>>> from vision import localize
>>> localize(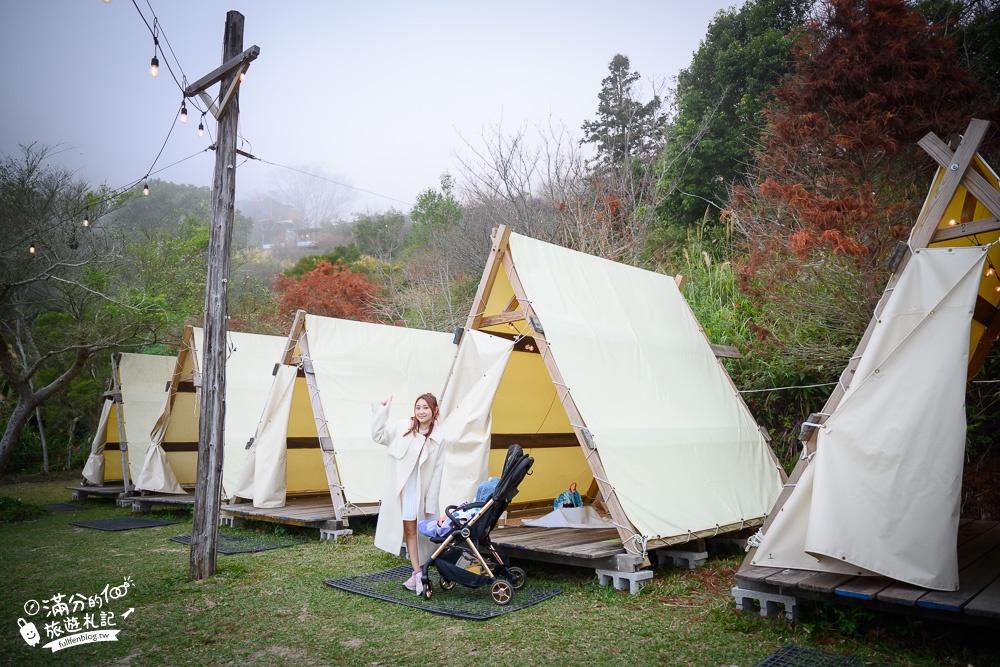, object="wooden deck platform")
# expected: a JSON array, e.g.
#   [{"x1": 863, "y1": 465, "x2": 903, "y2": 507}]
[
  {"x1": 220, "y1": 496, "x2": 380, "y2": 537},
  {"x1": 66, "y1": 484, "x2": 127, "y2": 501},
  {"x1": 735, "y1": 519, "x2": 1000, "y2": 626},
  {"x1": 130, "y1": 493, "x2": 195, "y2": 513},
  {"x1": 489, "y1": 525, "x2": 639, "y2": 570}
]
